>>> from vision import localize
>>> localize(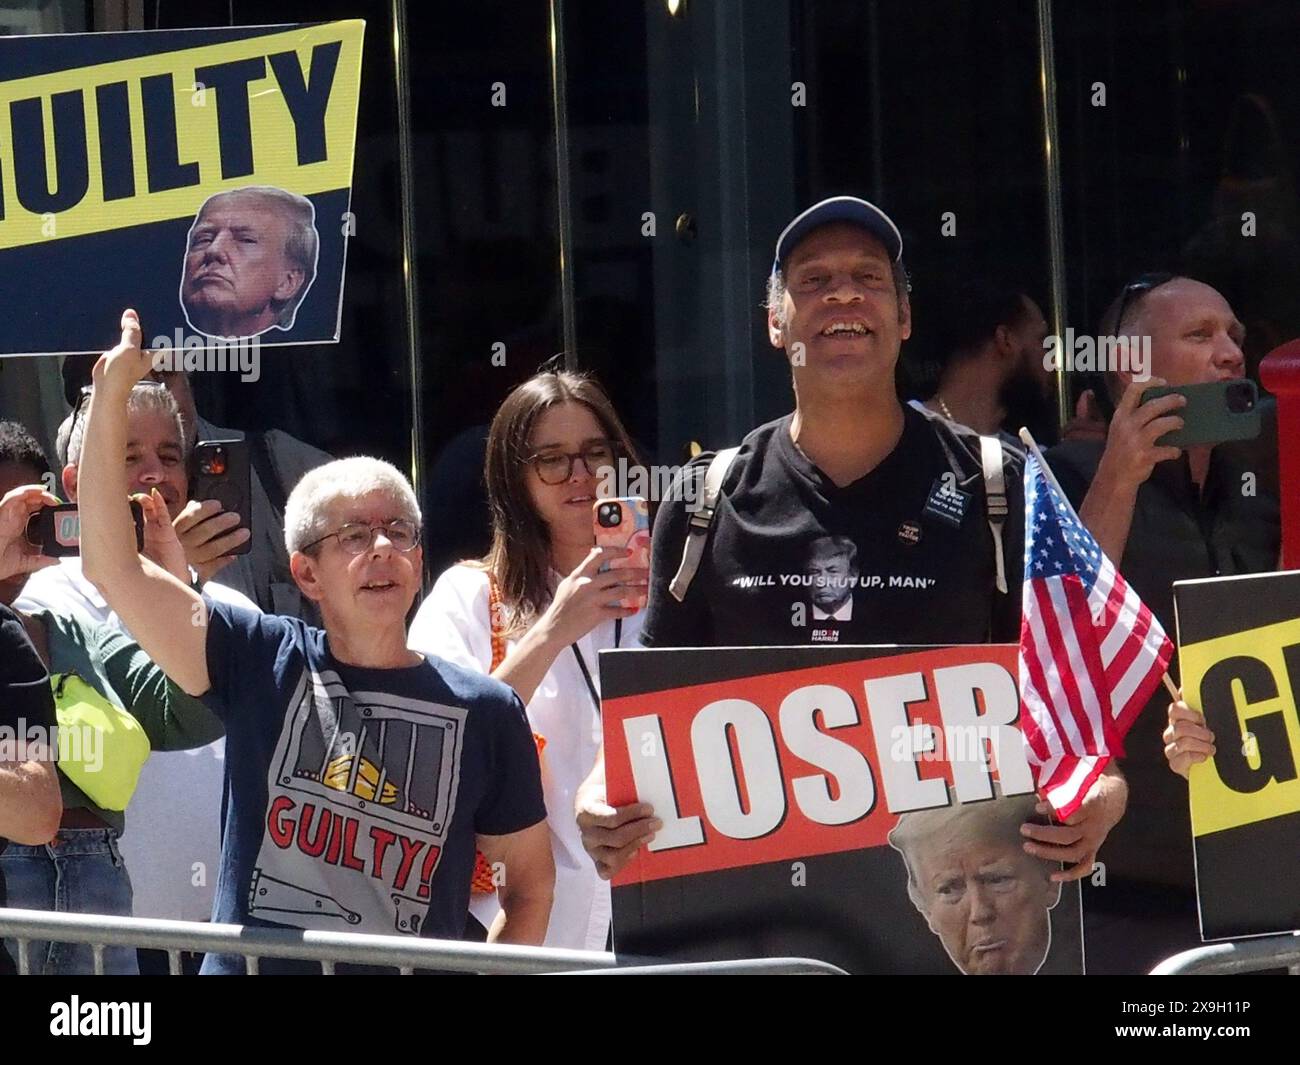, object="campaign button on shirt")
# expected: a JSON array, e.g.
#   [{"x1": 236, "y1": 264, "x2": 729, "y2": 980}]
[{"x1": 641, "y1": 405, "x2": 1025, "y2": 649}]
